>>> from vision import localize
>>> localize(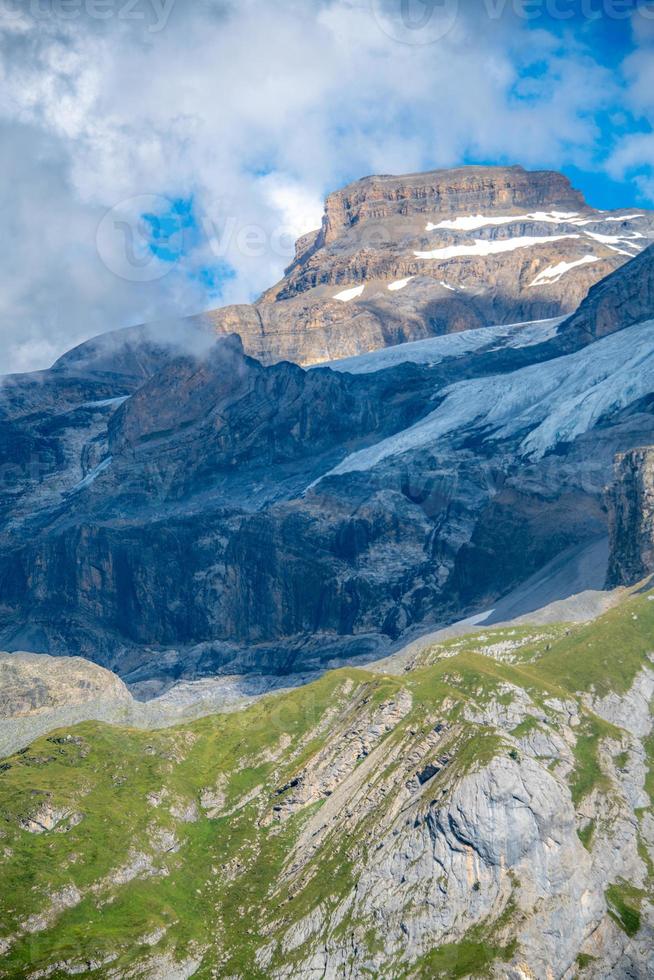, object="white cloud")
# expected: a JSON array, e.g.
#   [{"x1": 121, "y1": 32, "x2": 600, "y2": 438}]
[
  {"x1": 0, "y1": 0, "x2": 646, "y2": 373},
  {"x1": 605, "y1": 10, "x2": 654, "y2": 199},
  {"x1": 261, "y1": 178, "x2": 323, "y2": 237}
]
